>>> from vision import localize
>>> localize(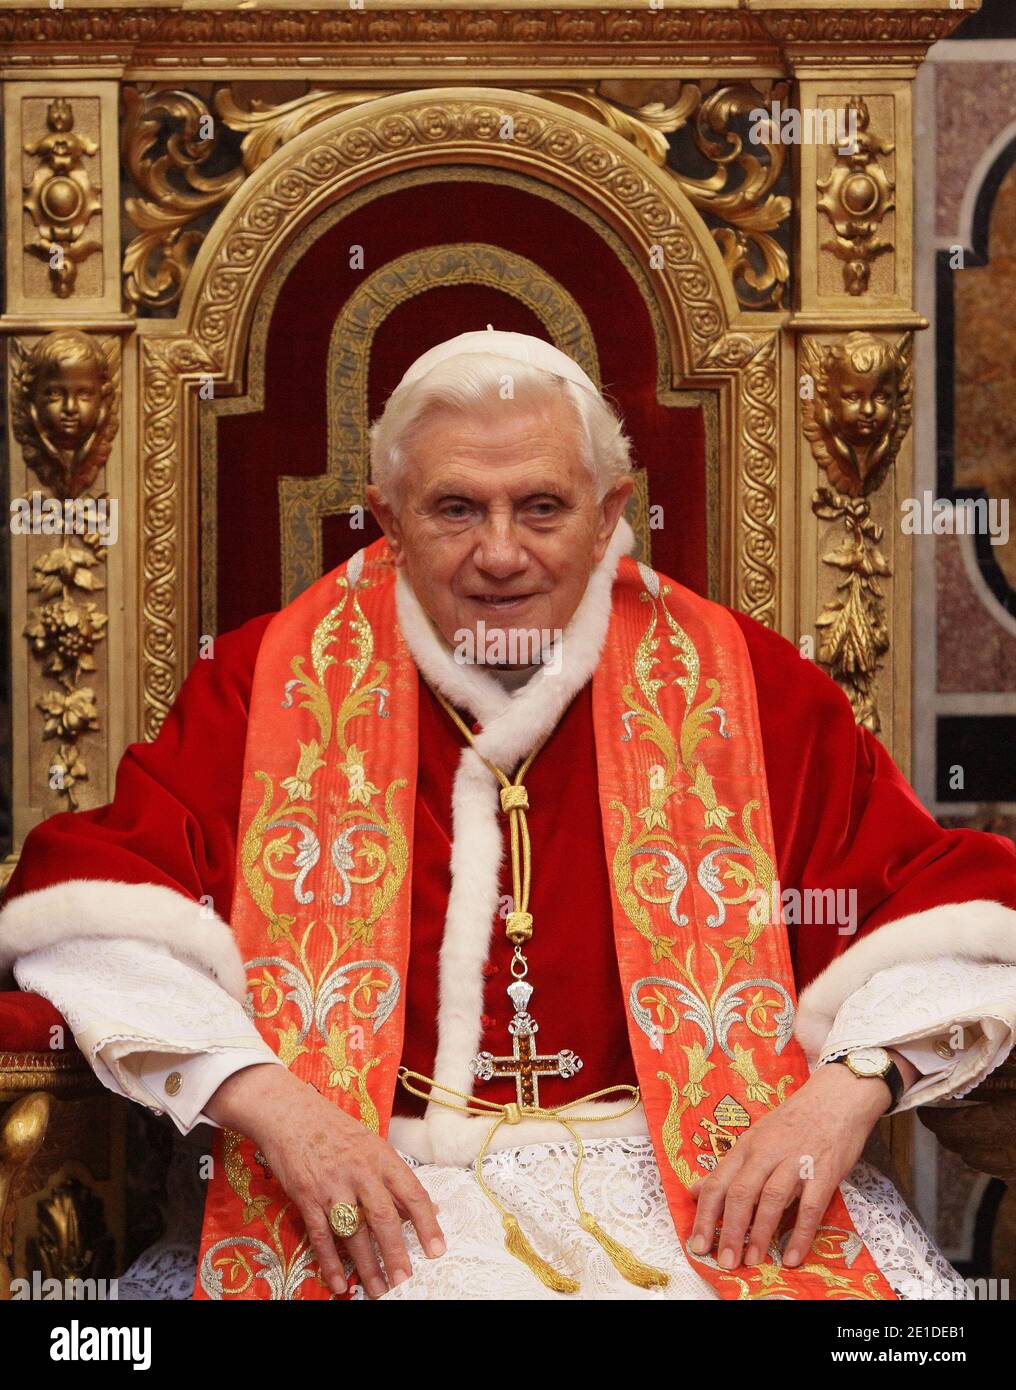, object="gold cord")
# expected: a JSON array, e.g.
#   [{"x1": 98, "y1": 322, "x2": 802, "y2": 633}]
[
  {"x1": 398, "y1": 1069, "x2": 667, "y2": 1291},
  {"x1": 427, "y1": 683, "x2": 546, "y2": 941},
  {"x1": 403, "y1": 682, "x2": 670, "y2": 1293}
]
